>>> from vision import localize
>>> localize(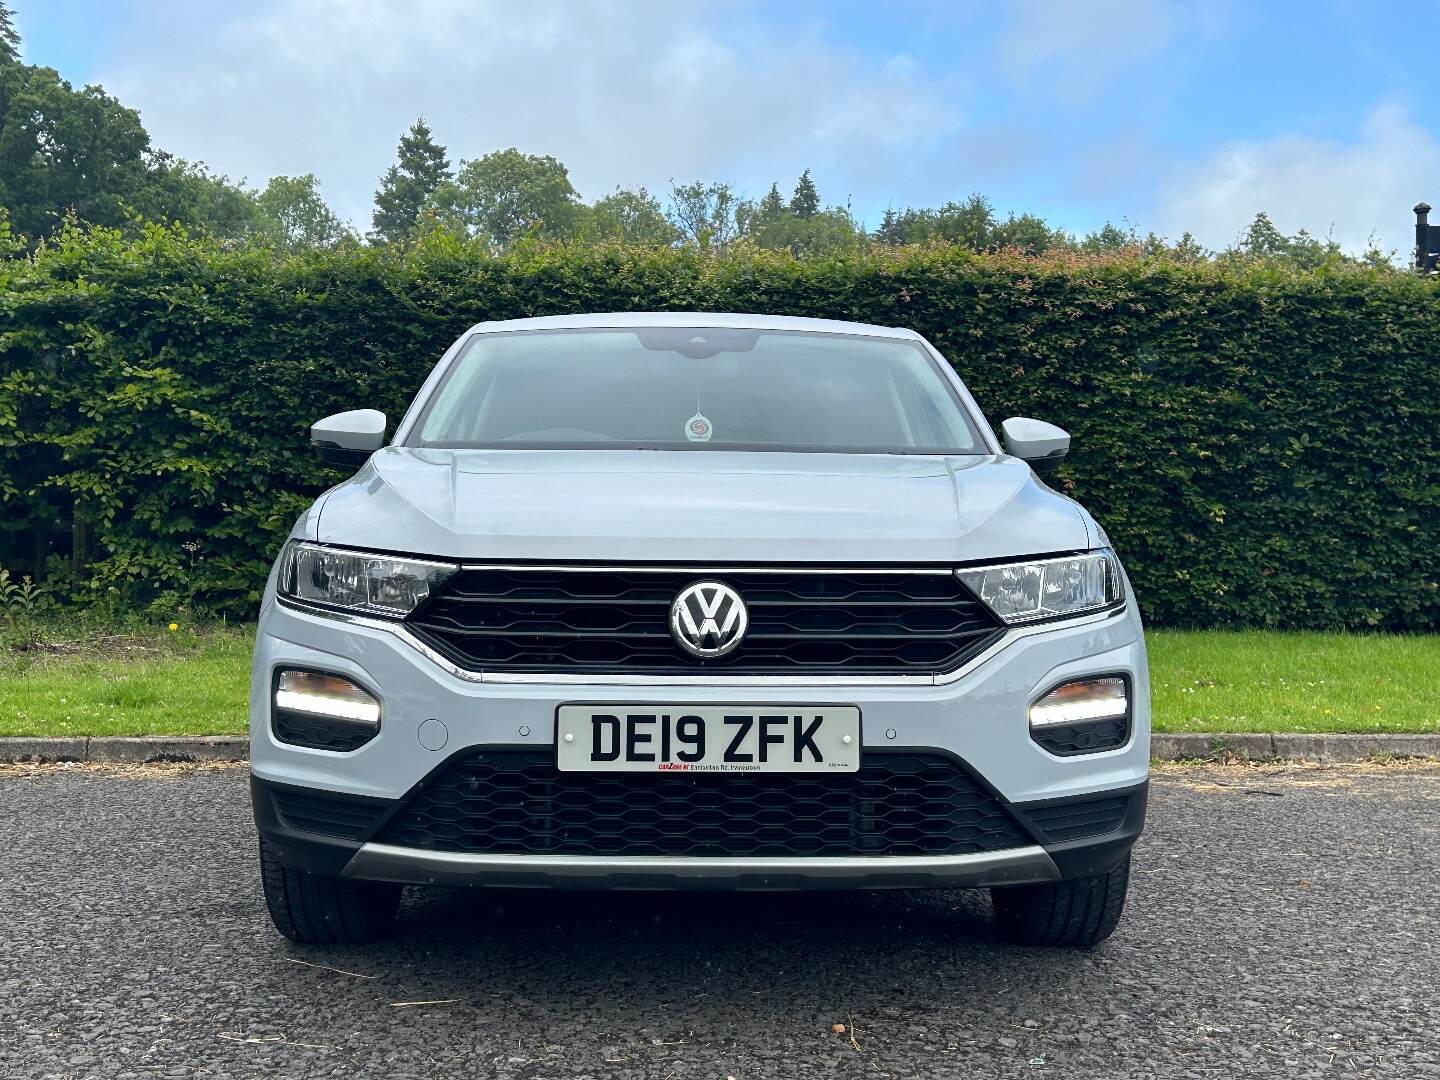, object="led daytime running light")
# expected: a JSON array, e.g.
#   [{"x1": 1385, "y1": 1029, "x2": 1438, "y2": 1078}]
[
  {"x1": 274, "y1": 670, "x2": 380, "y2": 726},
  {"x1": 1029, "y1": 676, "x2": 1128, "y2": 728}
]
